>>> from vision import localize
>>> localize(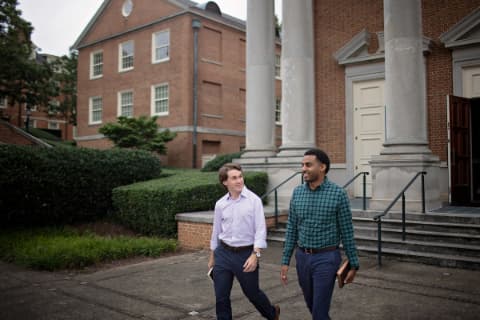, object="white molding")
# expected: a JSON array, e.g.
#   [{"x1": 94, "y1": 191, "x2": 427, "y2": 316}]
[{"x1": 440, "y1": 7, "x2": 480, "y2": 48}]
